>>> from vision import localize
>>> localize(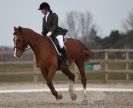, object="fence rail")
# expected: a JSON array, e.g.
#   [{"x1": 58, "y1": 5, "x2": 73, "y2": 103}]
[
  {"x1": 85, "y1": 49, "x2": 133, "y2": 82},
  {"x1": 0, "y1": 49, "x2": 133, "y2": 83}
]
